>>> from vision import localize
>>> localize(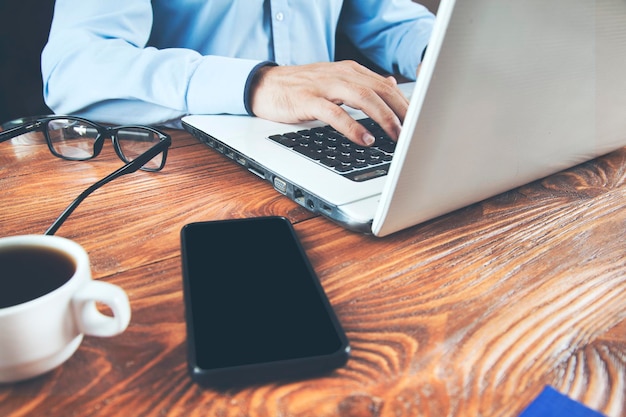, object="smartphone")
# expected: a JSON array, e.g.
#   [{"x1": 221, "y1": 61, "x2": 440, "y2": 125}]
[{"x1": 180, "y1": 216, "x2": 350, "y2": 387}]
